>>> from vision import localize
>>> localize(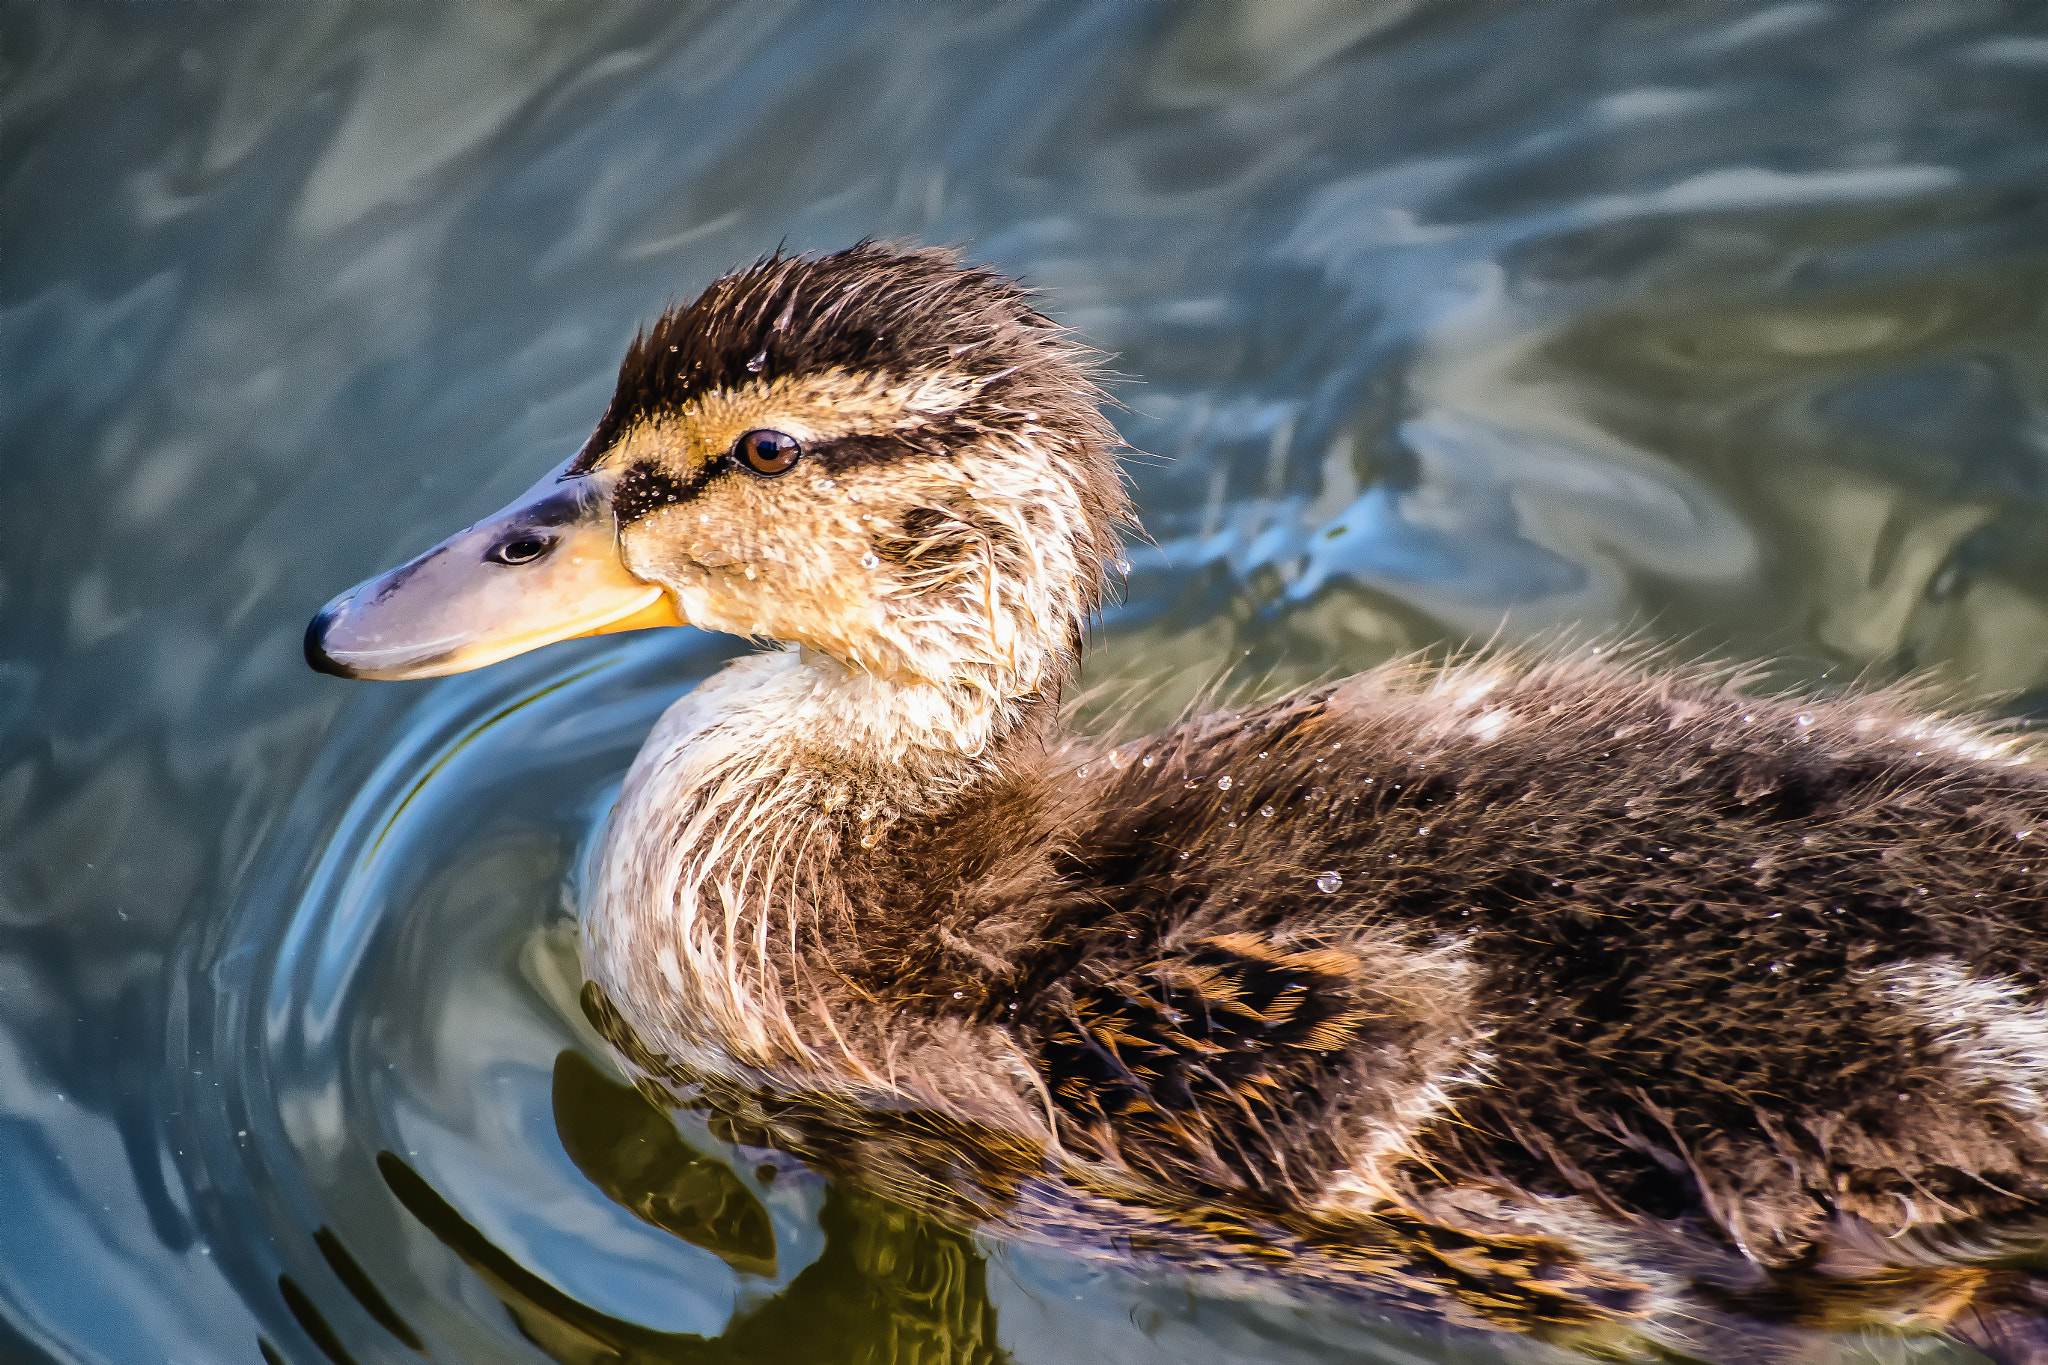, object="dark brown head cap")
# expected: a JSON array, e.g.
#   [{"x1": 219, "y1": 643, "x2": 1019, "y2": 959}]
[{"x1": 573, "y1": 241, "x2": 1111, "y2": 472}]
